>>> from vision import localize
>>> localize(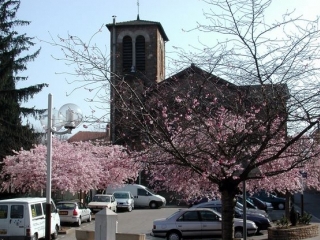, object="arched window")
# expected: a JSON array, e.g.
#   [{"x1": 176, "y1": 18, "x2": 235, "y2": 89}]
[
  {"x1": 123, "y1": 36, "x2": 132, "y2": 72},
  {"x1": 135, "y1": 35, "x2": 145, "y2": 71}
]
